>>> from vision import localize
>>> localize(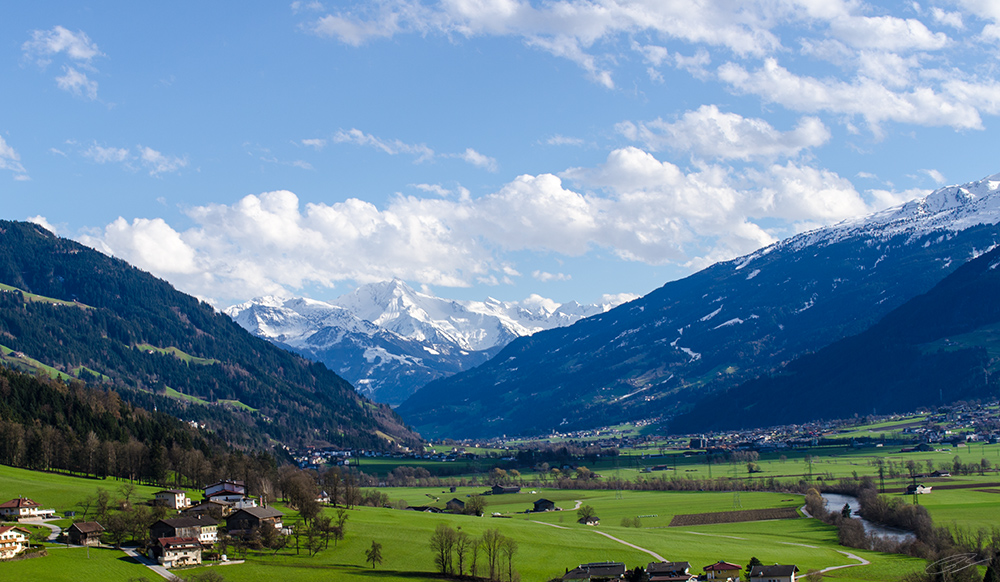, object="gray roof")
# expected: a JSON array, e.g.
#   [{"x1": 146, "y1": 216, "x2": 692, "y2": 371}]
[
  {"x1": 230, "y1": 506, "x2": 283, "y2": 520},
  {"x1": 563, "y1": 562, "x2": 626, "y2": 580},
  {"x1": 750, "y1": 565, "x2": 799, "y2": 577},
  {"x1": 648, "y1": 562, "x2": 691, "y2": 573},
  {"x1": 158, "y1": 516, "x2": 218, "y2": 528}
]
